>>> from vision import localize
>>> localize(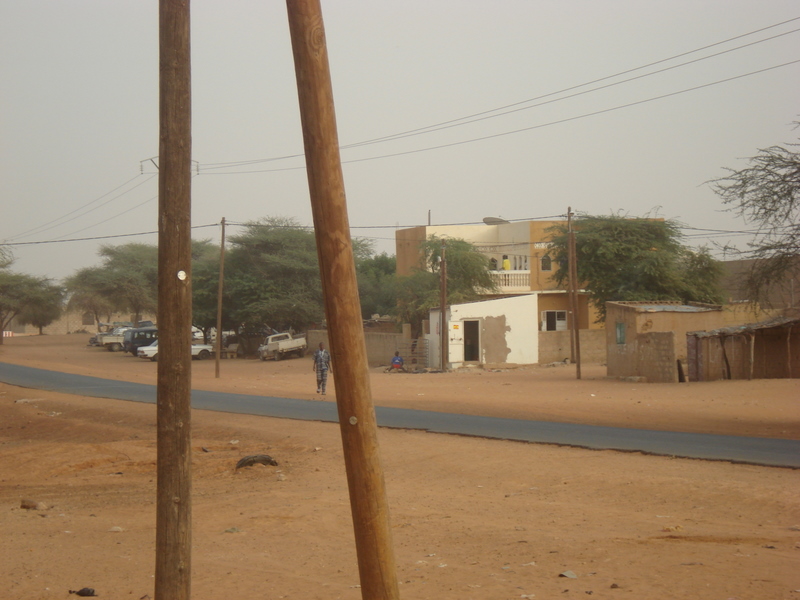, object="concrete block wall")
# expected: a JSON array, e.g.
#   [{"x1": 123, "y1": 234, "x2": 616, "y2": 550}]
[
  {"x1": 307, "y1": 330, "x2": 414, "y2": 368},
  {"x1": 636, "y1": 331, "x2": 678, "y2": 383},
  {"x1": 538, "y1": 329, "x2": 606, "y2": 364}
]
